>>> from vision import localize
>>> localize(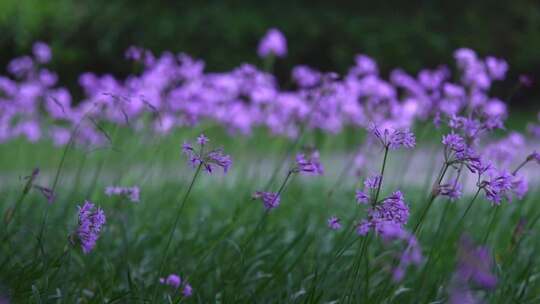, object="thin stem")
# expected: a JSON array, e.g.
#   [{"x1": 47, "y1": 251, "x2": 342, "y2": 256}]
[
  {"x1": 512, "y1": 159, "x2": 529, "y2": 175},
  {"x1": 412, "y1": 162, "x2": 450, "y2": 234},
  {"x1": 482, "y1": 205, "x2": 500, "y2": 245},
  {"x1": 151, "y1": 163, "x2": 203, "y2": 302},
  {"x1": 373, "y1": 147, "x2": 389, "y2": 205}
]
